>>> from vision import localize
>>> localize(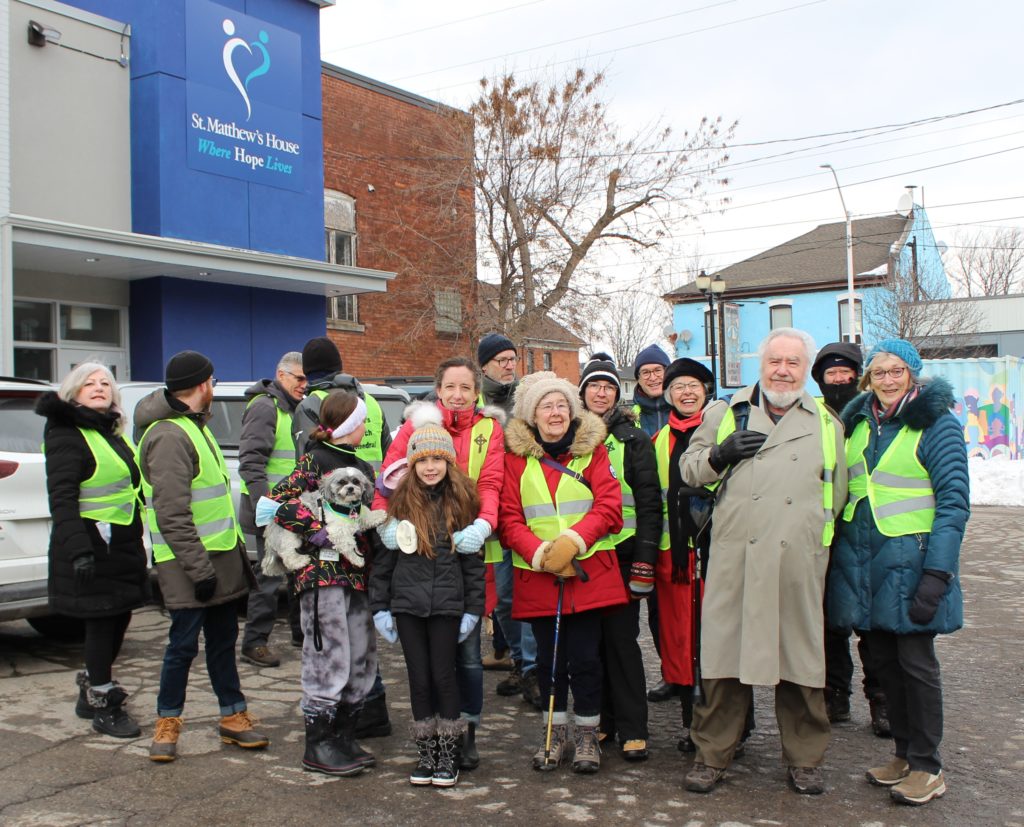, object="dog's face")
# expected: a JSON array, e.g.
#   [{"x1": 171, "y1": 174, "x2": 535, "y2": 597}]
[{"x1": 320, "y1": 467, "x2": 374, "y2": 507}]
